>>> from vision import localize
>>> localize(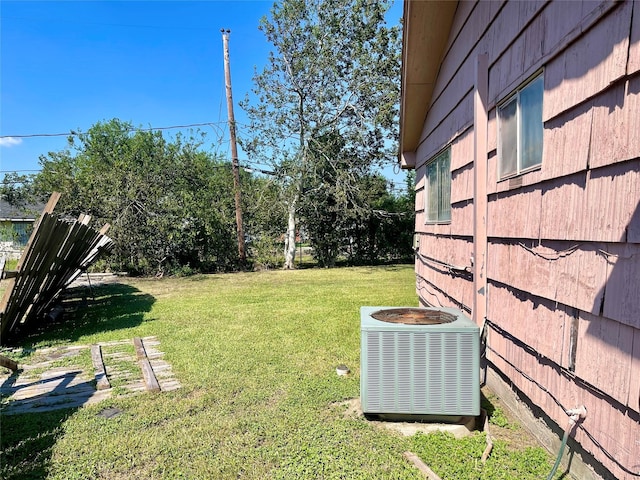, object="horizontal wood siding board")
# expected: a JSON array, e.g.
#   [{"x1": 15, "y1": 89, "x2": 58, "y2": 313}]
[
  {"x1": 589, "y1": 78, "x2": 640, "y2": 169},
  {"x1": 427, "y1": 2, "x2": 497, "y2": 143},
  {"x1": 601, "y1": 242, "x2": 640, "y2": 328},
  {"x1": 415, "y1": 240, "x2": 473, "y2": 312},
  {"x1": 486, "y1": 240, "x2": 607, "y2": 315},
  {"x1": 450, "y1": 163, "x2": 473, "y2": 204},
  {"x1": 415, "y1": 271, "x2": 471, "y2": 312},
  {"x1": 487, "y1": 316, "x2": 640, "y2": 480},
  {"x1": 574, "y1": 393, "x2": 640, "y2": 480},
  {"x1": 487, "y1": 1, "x2": 546, "y2": 103},
  {"x1": 417, "y1": 234, "x2": 473, "y2": 273},
  {"x1": 450, "y1": 127, "x2": 474, "y2": 171},
  {"x1": 487, "y1": 109, "x2": 497, "y2": 154},
  {"x1": 487, "y1": 149, "x2": 498, "y2": 195},
  {"x1": 539, "y1": 171, "x2": 587, "y2": 241},
  {"x1": 487, "y1": 185, "x2": 542, "y2": 239},
  {"x1": 487, "y1": 280, "x2": 568, "y2": 366},
  {"x1": 541, "y1": 101, "x2": 592, "y2": 180},
  {"x1": 445, "y1": 0, "x2": 476, "y2": 54},
  {"x1": 427, "y1": 63, "x2": 474, "y2": 145},
  {"x1": 575, "y1": 311, "x2": 634, "y2": 407},
  {"x1": 630, "y1": 0, "x2": 640, "y2": 74},
  {"x1": 583, "y1": 160, "x2": 640, "y2": 243},
  {"x1": 450, "y1": 200, "x2": 474, "y2": 237},
  {"x1": 630, "y1": 329, "x2": 640, "y2": 411},
  {"x1": 418, "y1": 91, "x2": 474, "y2": 168},
  {"x1": 544, "y1": 1, "x2": 631, "y2": 122},
  {"x1": 485, "y1": 160, "x2": 639, "y2": 243}
]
